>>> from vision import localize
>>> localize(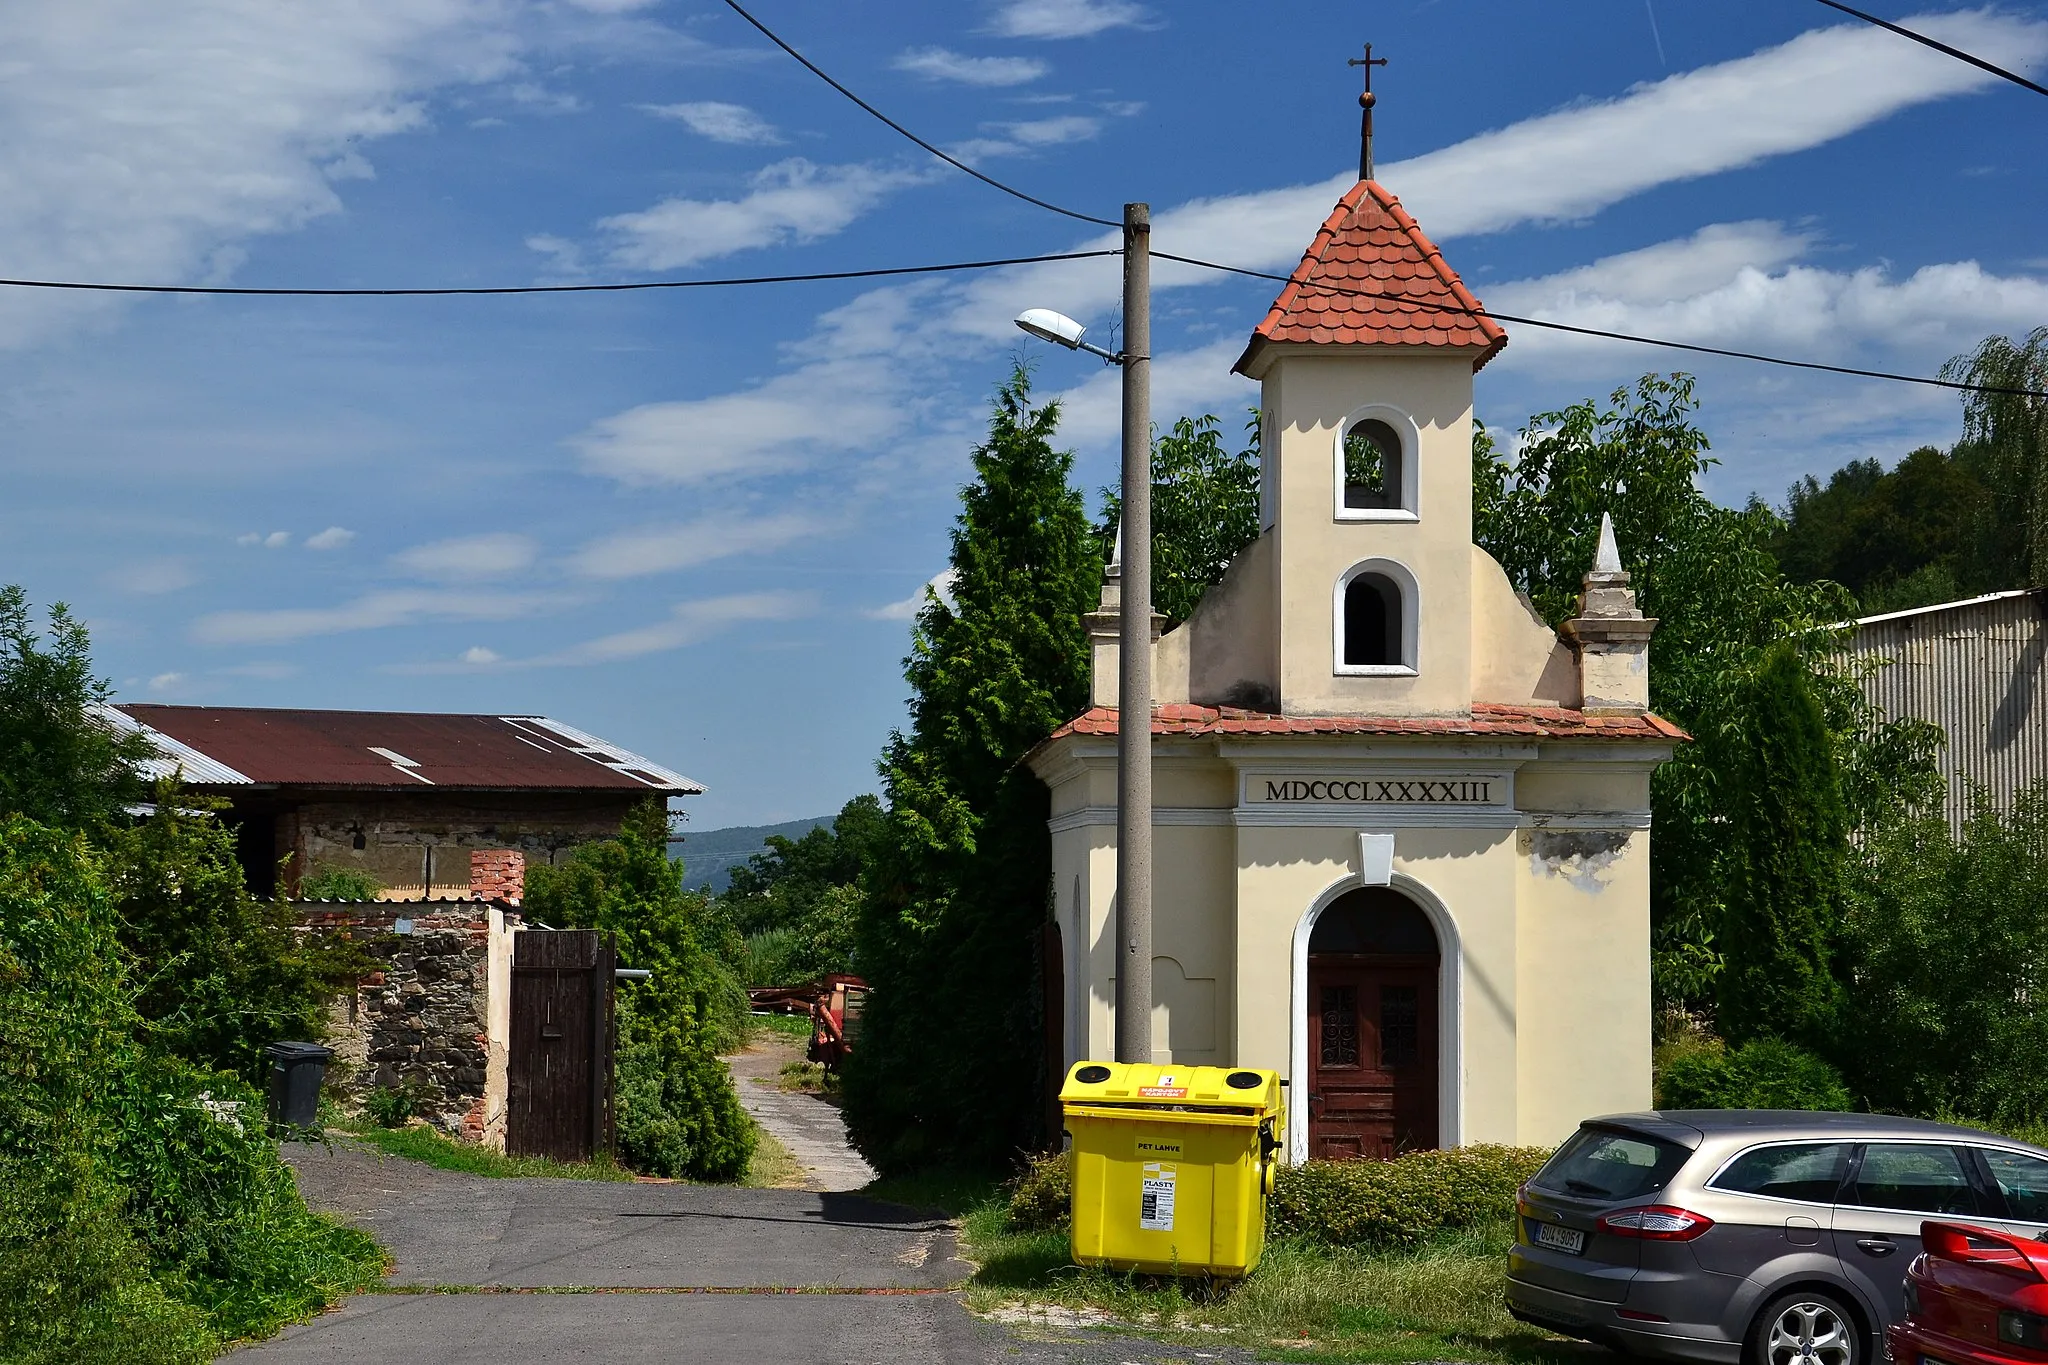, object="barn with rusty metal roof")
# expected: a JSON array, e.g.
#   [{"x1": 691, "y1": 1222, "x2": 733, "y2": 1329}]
[{"x1": 110, "y1": 704, "x2": 701, "y2": 897}]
